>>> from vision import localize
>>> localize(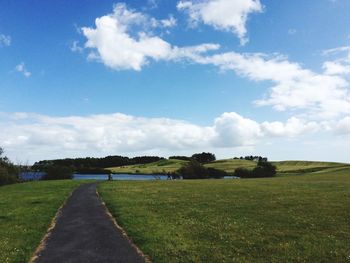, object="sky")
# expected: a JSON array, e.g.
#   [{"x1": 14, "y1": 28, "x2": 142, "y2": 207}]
[{"x1": 1, "y1": 0, "x2": 350, "y2": 164}]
